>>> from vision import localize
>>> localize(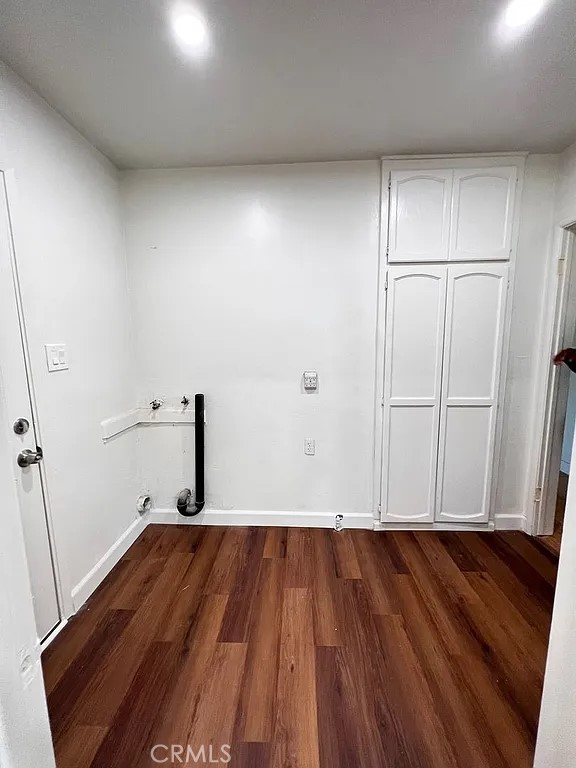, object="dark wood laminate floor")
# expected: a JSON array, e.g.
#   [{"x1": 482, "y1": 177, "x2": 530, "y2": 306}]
[
  {"x1": 43, "y1": 525, "x2": 559, "y2": 768},
  {"x1": 539, "y1": 472, "x2": 567, "y2": 558}
]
